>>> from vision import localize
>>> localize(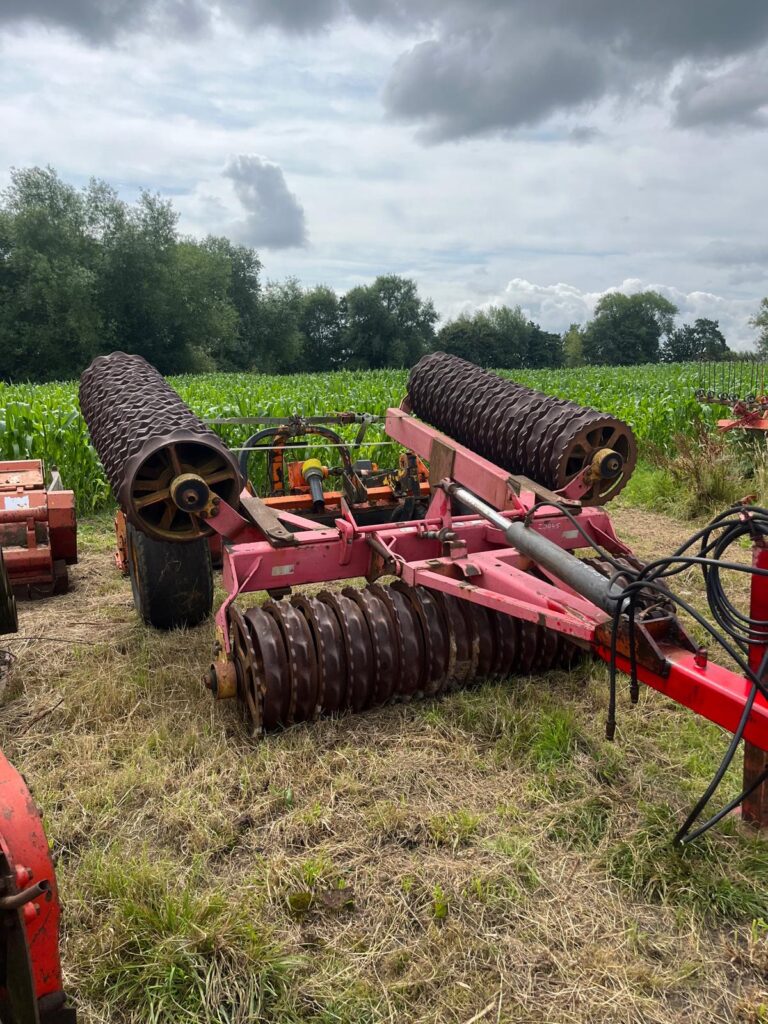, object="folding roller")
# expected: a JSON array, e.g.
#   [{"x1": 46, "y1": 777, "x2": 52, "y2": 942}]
[{"x1": 230, "y1": 583, "x2": 582, "y2": 733}]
